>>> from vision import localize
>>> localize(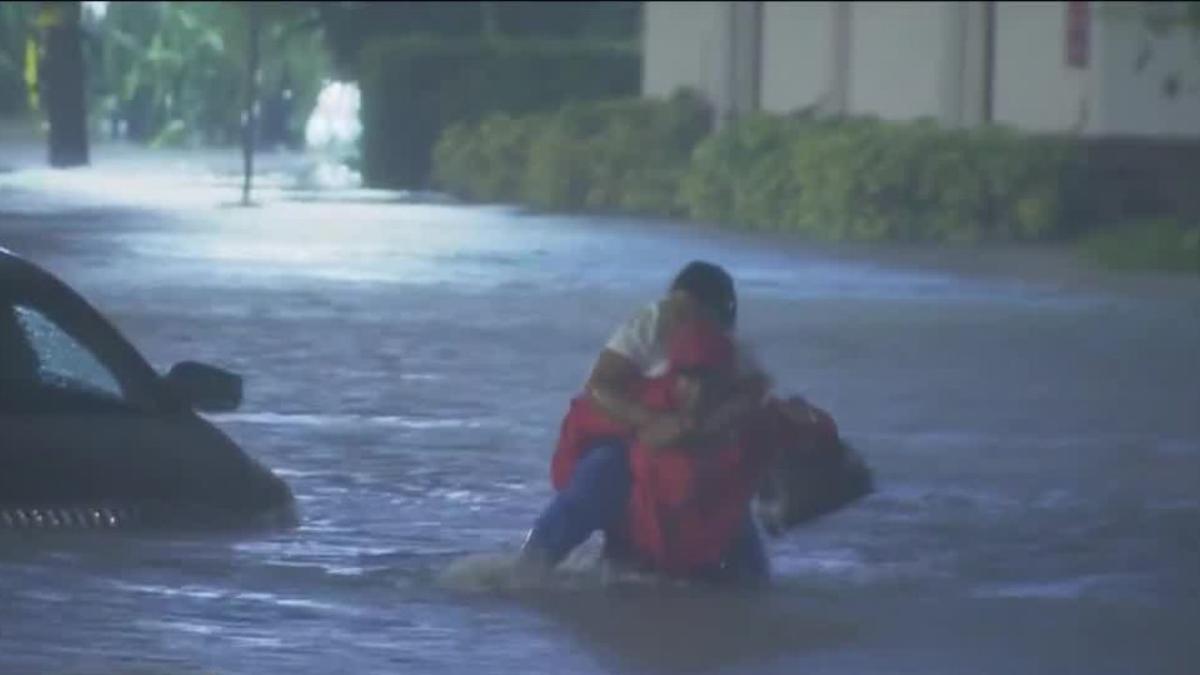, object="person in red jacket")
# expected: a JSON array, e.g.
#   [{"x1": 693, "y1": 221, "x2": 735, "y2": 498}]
[
  {"x1": 527, "y1": 318, "x2": 773, "y2": 583},
  {"x1": 617, "y1": 319, "x2": 776, "y2": 582},
  {"x1": 519, "y1": 262, "x2": 774, "y2": 581}
]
